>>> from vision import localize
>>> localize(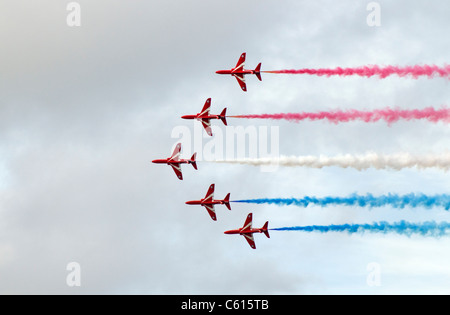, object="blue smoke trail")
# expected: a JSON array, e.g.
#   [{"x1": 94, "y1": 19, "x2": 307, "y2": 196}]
[
  {"x1": 232, "y1": 193, "x2": 450, "y2": 210},
  {"x1": 271, "y1": 221, "x2": 450, "y2": 237}
]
